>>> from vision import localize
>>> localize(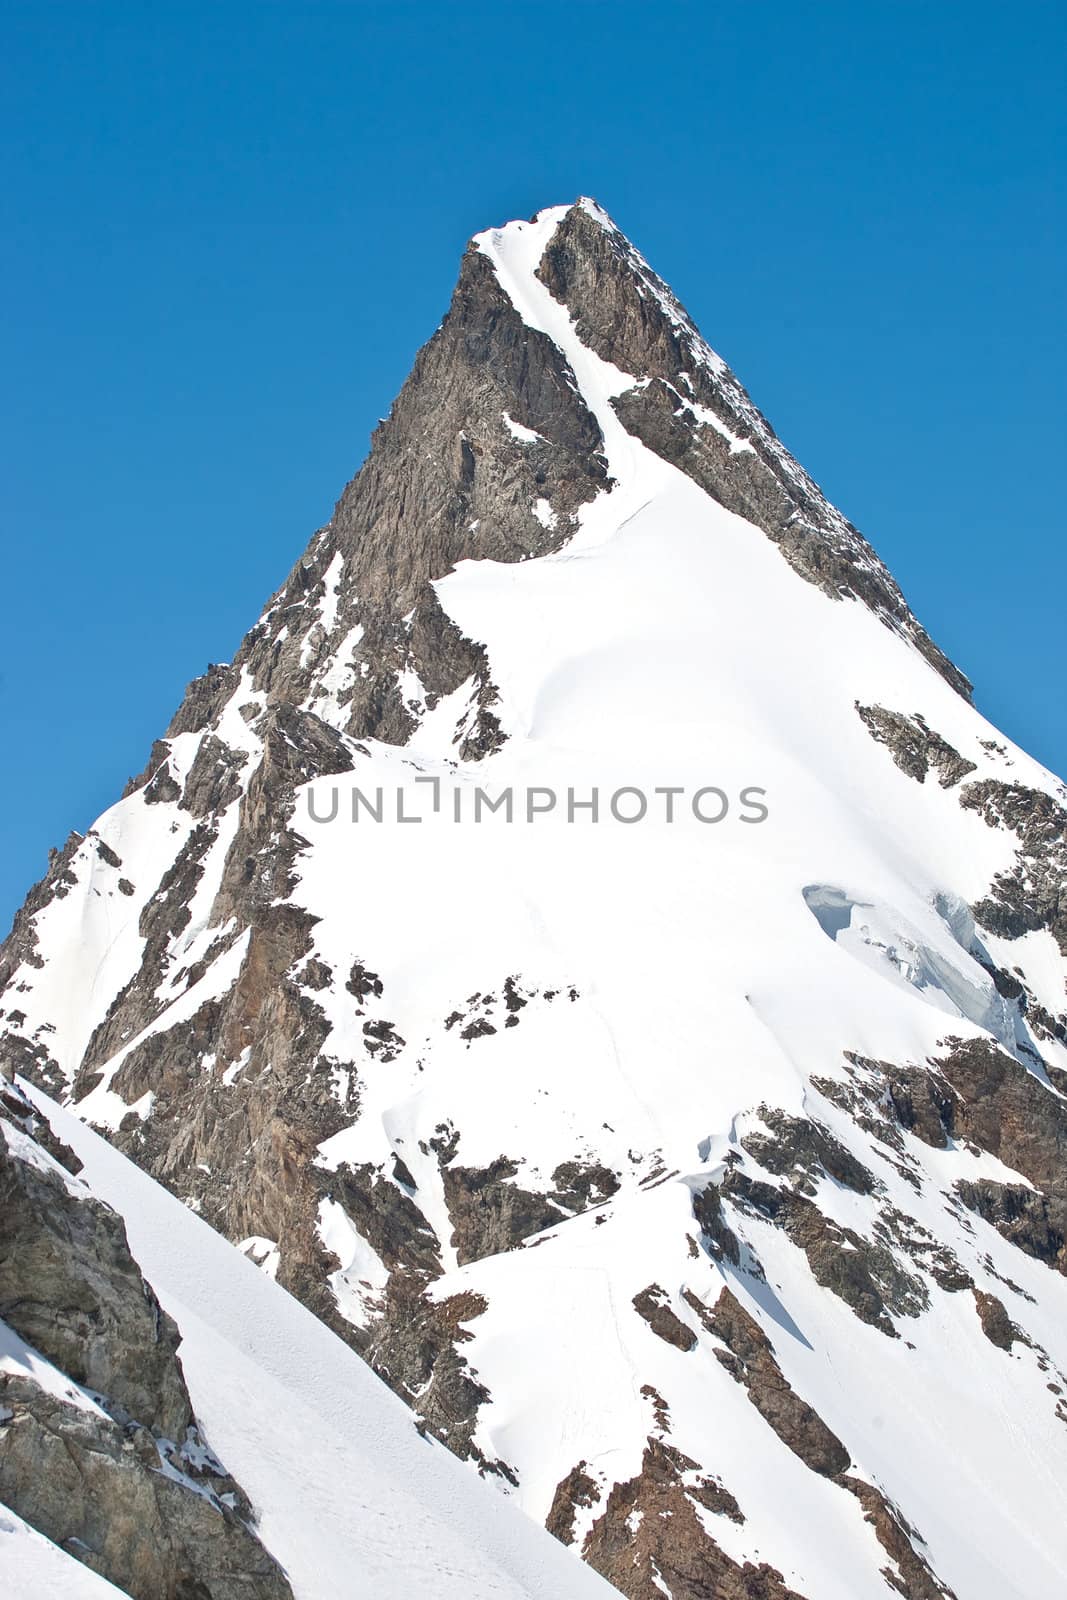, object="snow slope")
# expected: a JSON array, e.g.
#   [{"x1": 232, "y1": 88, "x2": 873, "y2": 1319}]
[
  {"x1": 1, "y1": 1504, "x2": 129, "y2": 1600},
  {"x1": 23, "y1": 1087, "x2": 615, "y2": 1600}
]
